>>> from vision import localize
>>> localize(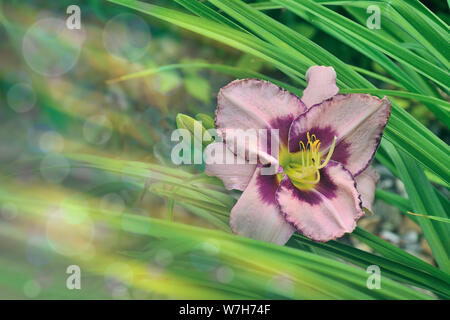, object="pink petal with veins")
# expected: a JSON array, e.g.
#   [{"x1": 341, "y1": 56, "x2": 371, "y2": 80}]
[
  {"x1": 230, "y1": 168, "x2": 295, "y2": 244},
  {"x1": 301, "y1": 66, "x2": 339, "y2": 109},
  {"x1": 216, "y1": 79, "x2": 306, "y2": 148},
  {"x1": 204, "y1": 142, "x2": 256, "y2": 191},
  {"x1": 355, "y1": 166, "x2": 380, "y2": 212},
  {"x1": 289, "y1": 94, "x2": 391, "y2": 176},
  {"x1": 276, "y1": 161, "x2": 363, "y2": 242}
]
